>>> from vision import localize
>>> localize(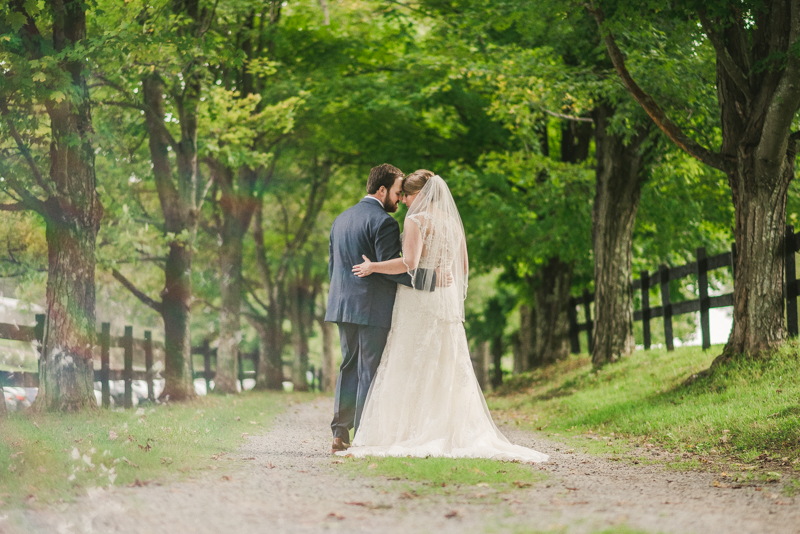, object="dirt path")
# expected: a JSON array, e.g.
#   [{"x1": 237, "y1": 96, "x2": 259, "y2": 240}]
[{"x1": 2, "y1": 396, "x2": 797, "y2": 534}]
